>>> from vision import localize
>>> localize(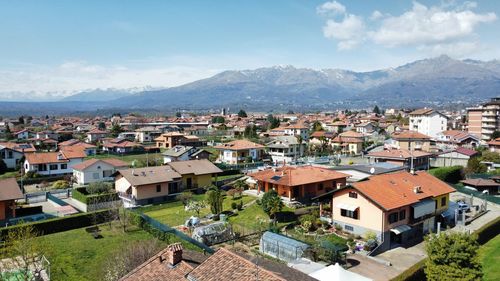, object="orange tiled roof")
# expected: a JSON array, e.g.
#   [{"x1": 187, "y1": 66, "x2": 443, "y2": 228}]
[
  {"x1": 214, "y1": 139, "x2": 265, "y2": 151},
  {"x1": 392, "y1": 130, "x2": 431, "y2": 140},
  {"x1": 339, "y1": 130, "x2": 365, "y2": 138},
  {"x1": 0, "y1": 142, "x2": 36, "y2": 153},
  {"x1": 25, "y1": 152, "x2": 68, "y2": 164},
  {"x1": 249, "y1": 166, "x2": 349, "y2": 186},
  {"x1": 352, "y1": 171, "x2": 455, "y2": 211}
]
